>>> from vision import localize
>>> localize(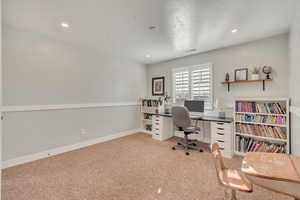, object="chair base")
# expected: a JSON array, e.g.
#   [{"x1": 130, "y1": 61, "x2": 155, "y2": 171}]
[{"x1": 172, "y1": 140, "x2": 203, "y2": 155}]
